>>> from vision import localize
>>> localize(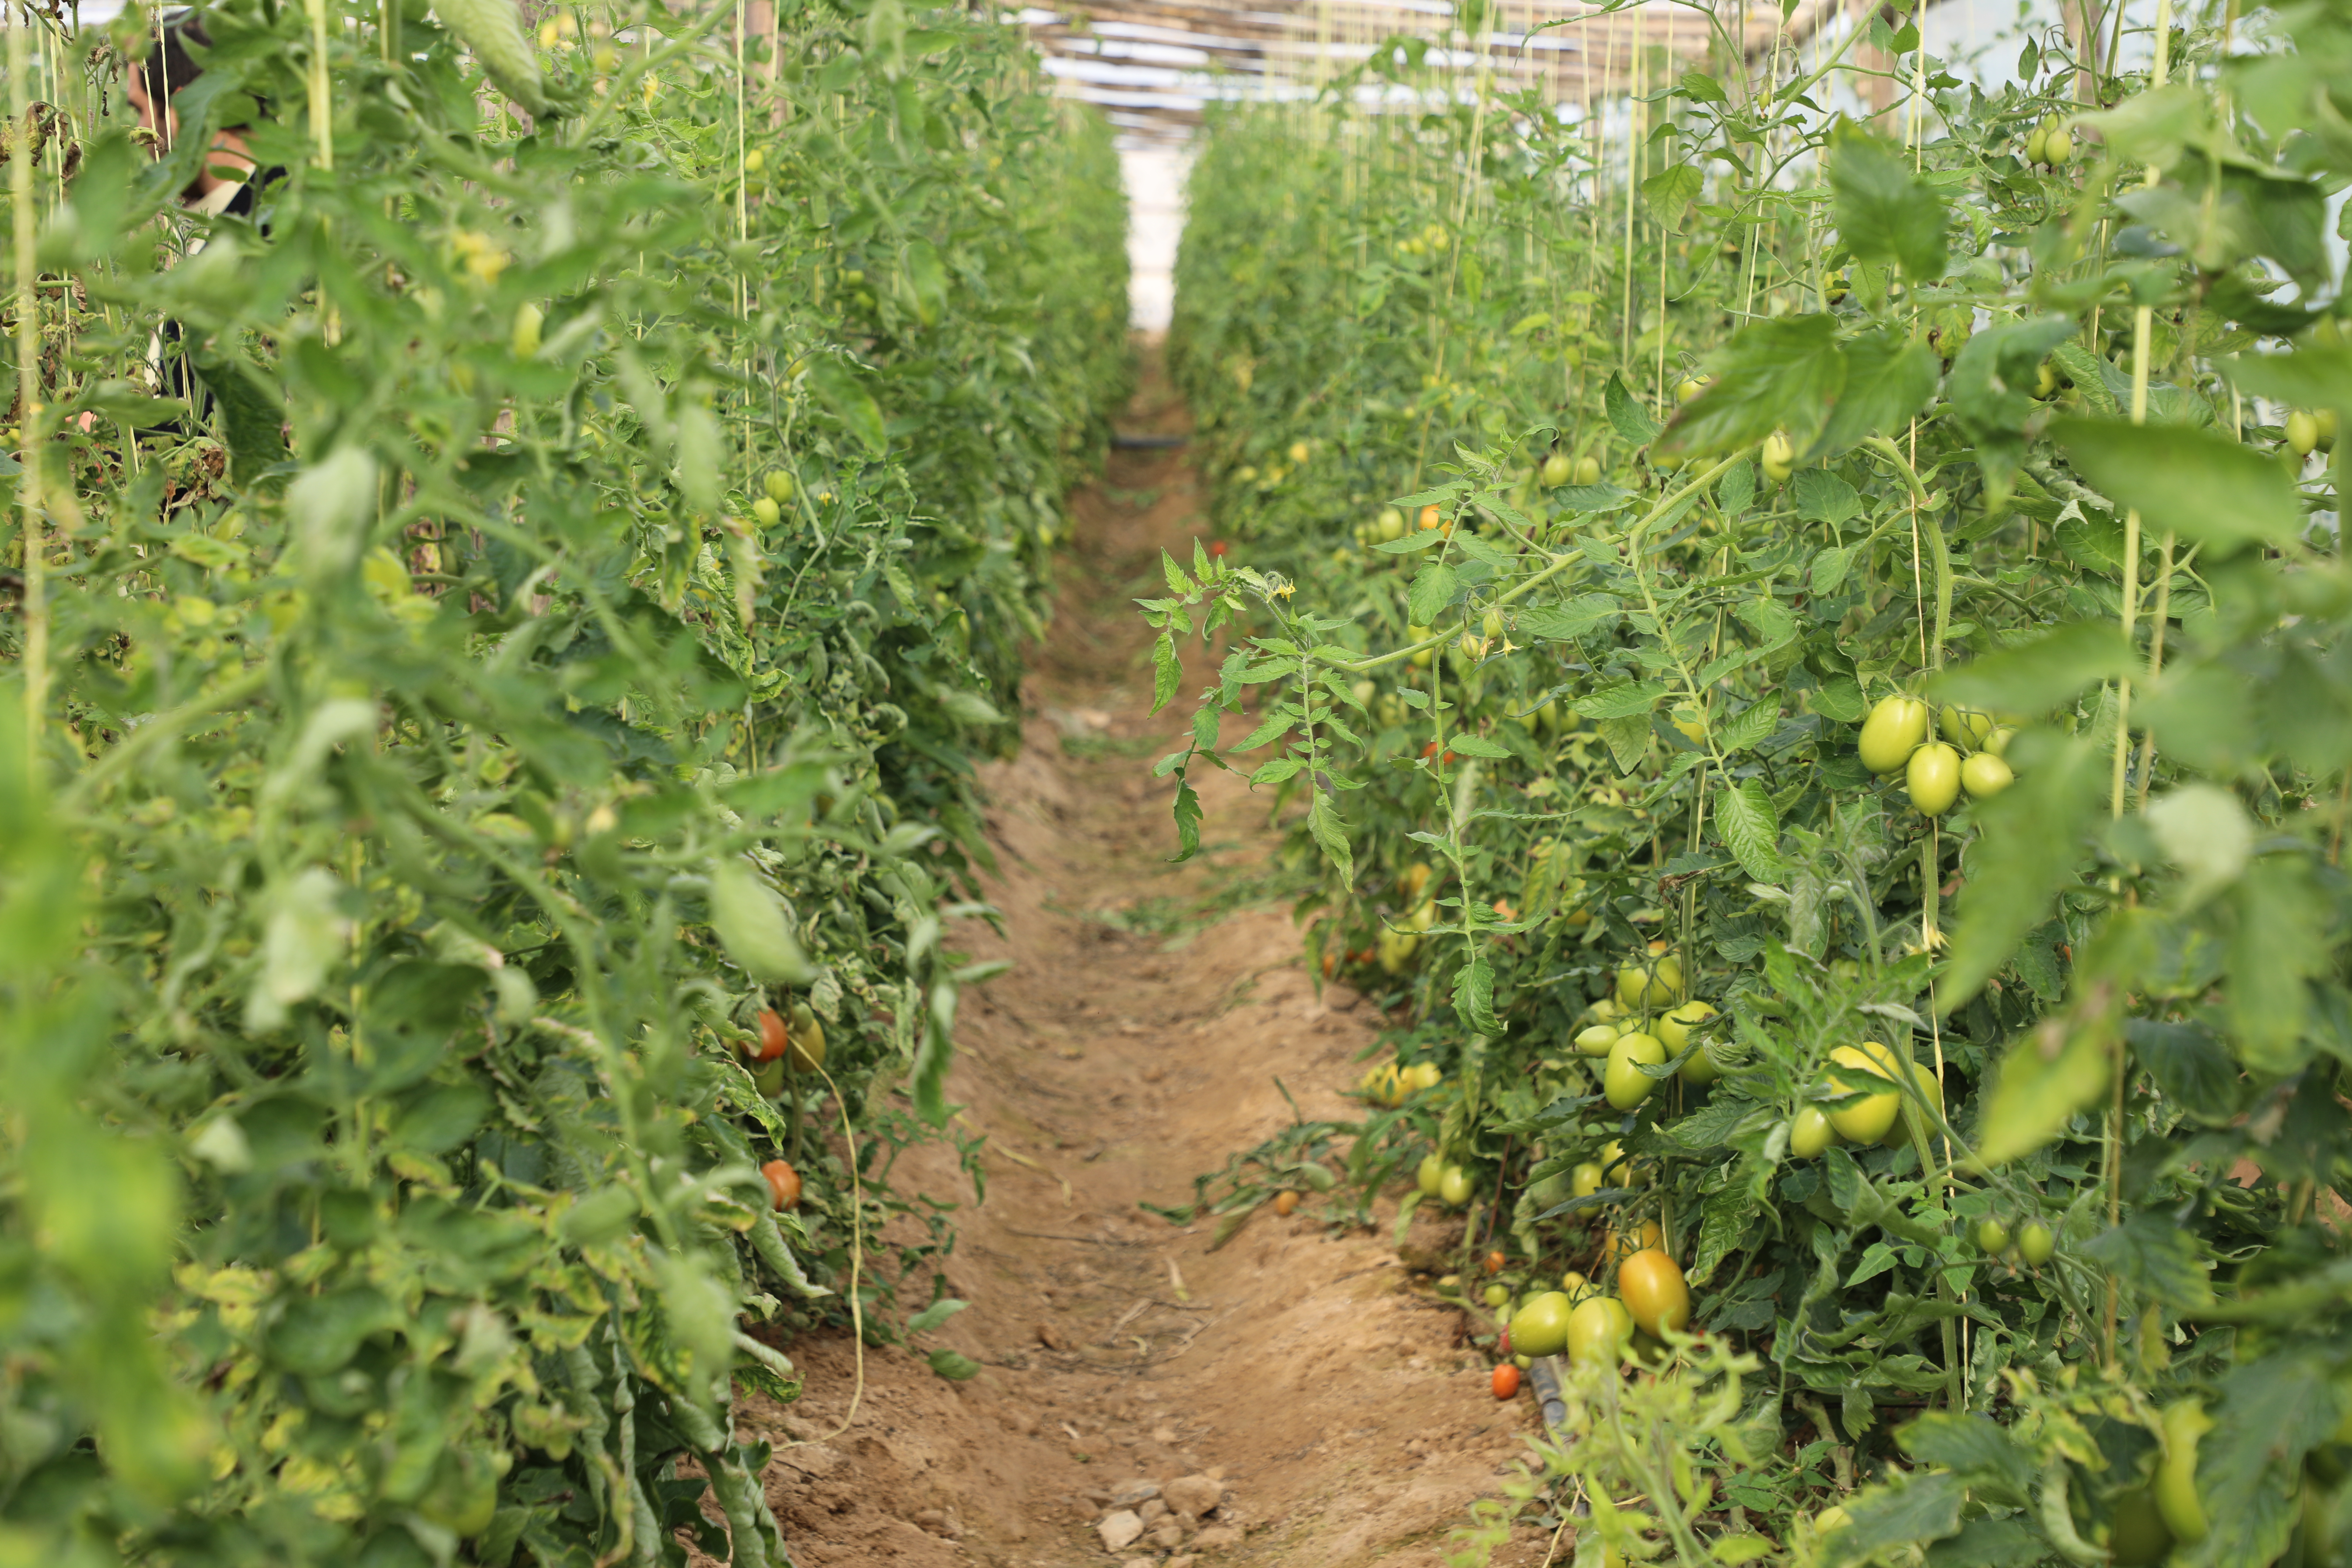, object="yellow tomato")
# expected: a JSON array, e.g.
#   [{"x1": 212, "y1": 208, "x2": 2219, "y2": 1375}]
[{"x1": 1826, "y1": 1042, "x2": 1904, "y2": 1143}]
